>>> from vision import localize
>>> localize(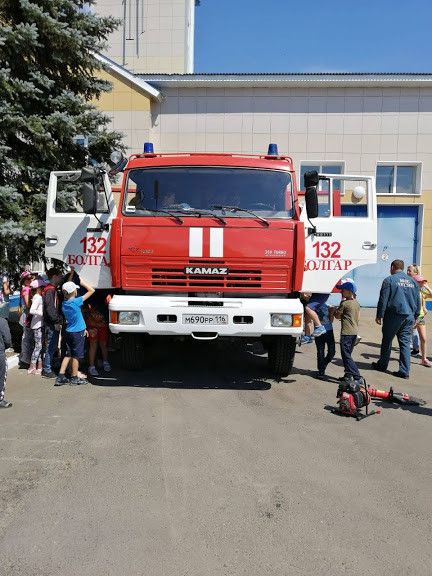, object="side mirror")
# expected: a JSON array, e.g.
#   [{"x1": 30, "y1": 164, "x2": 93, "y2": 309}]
[
  {"x1": 304, "y1": 170, "x2": 319, "y2": 219},
  {"x1": 80, "y1": 167, "x2": 99, "y2": 214}
]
